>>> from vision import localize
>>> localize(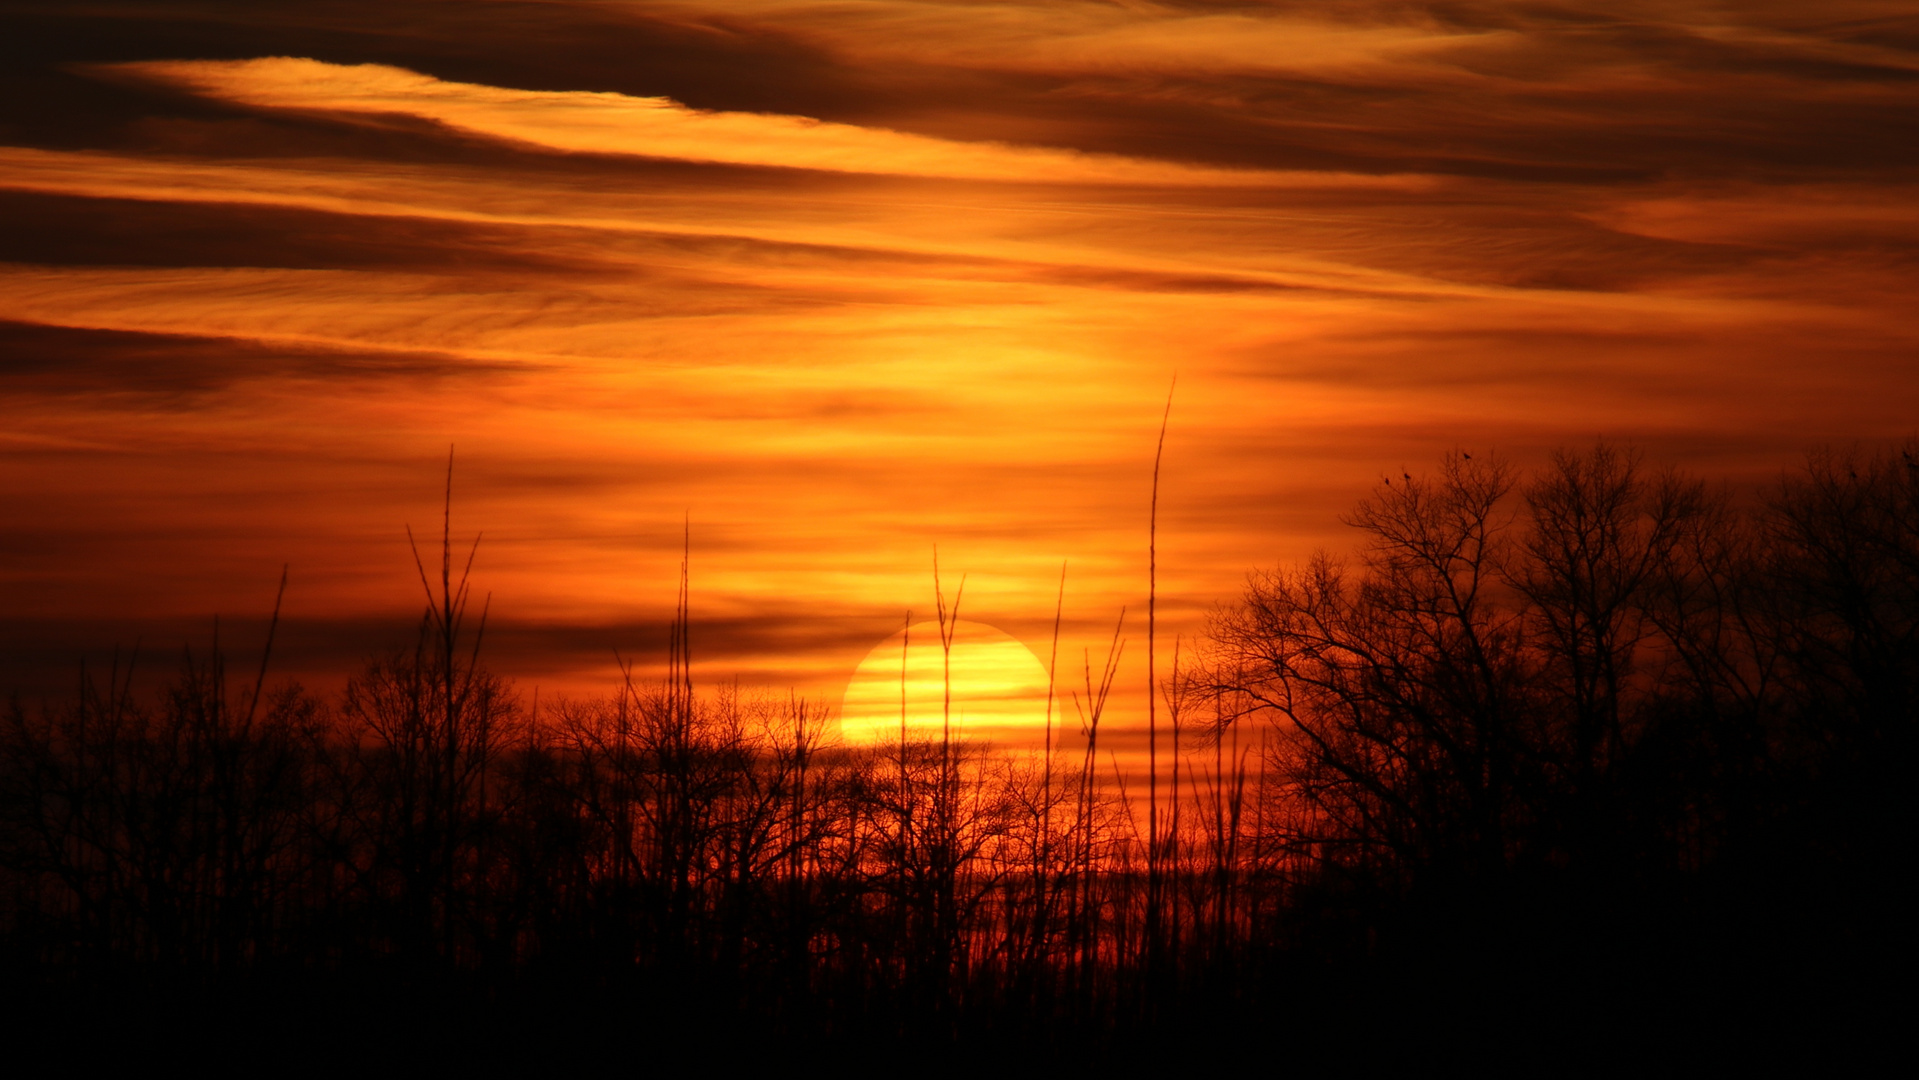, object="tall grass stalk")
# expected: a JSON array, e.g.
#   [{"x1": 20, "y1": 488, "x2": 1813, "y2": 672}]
[{"x1": 1146, "y1": 376, "x2": 1175, "y2": 984}]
